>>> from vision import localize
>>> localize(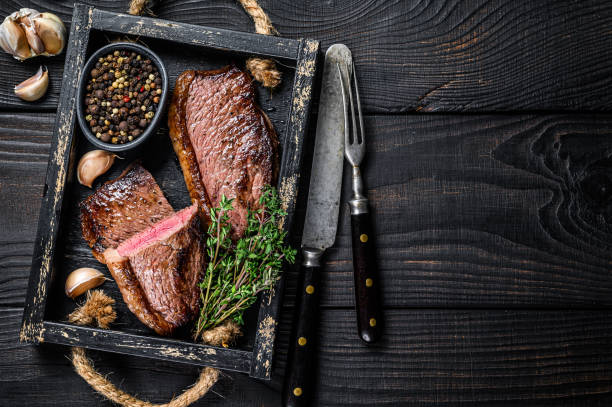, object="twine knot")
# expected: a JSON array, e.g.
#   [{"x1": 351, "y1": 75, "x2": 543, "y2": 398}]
[
  {"x1": 200, "y1": 320, "x2": 242, "y2": 347},
  {"x1": 68, "y1": 290, "x2": 116, "y2": 328},
  {"x1": 246, "y1": 58, "x2": 282, "y2": 89}
]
